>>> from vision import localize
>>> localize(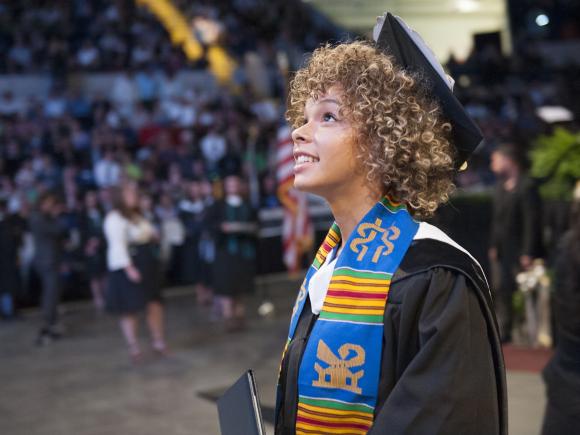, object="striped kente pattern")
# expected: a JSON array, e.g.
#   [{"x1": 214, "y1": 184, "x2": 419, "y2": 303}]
[
  {"x1": 313, "y1": 223, "x2": 340, "y2": 269},
  {"x1": 281, "y1": 197, "x2": 419, "y2": 435},
  {"x1": 296, "y1": 397, "x2": 374, "y2": 435},
  {"x1": 380, "y1": 196, "x2": 406, "y2": 213},
  {"x1": 319, "y1": 268, "x2": 392, "y2": 324}
]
